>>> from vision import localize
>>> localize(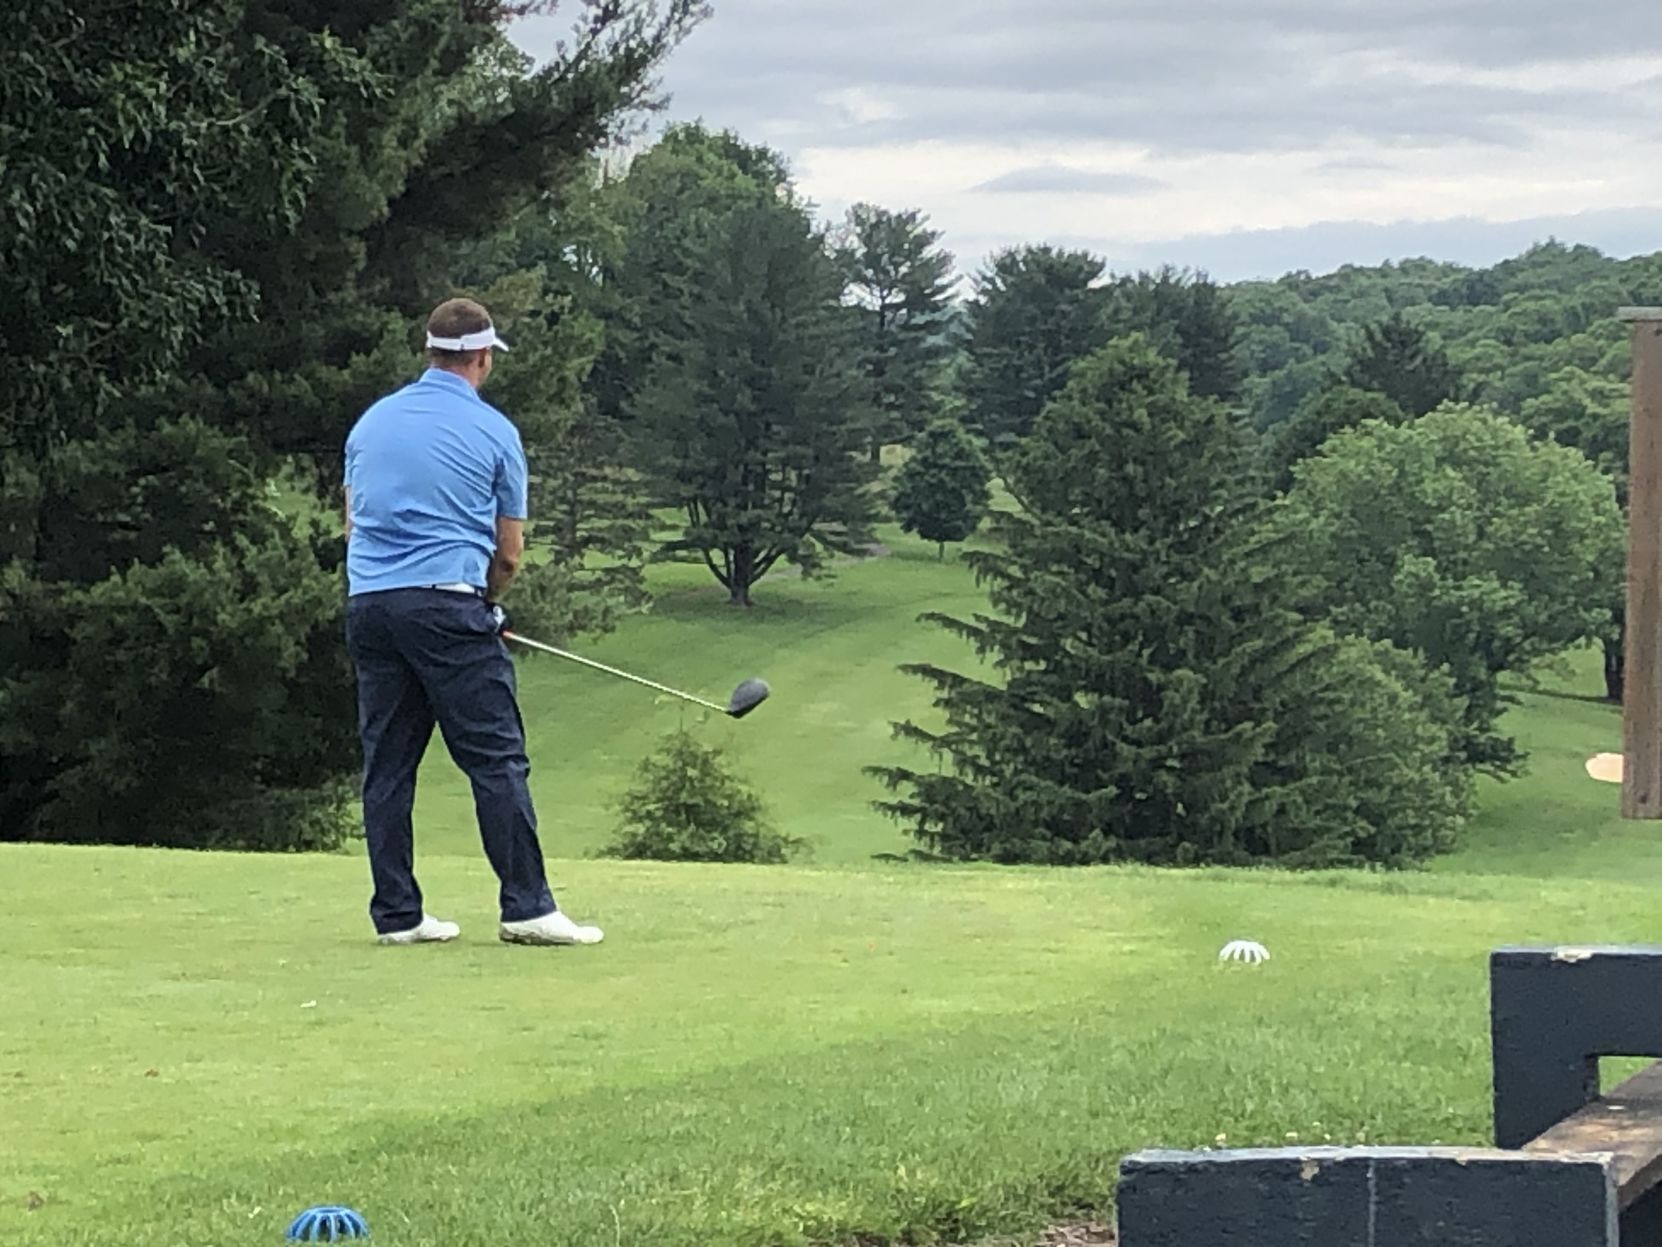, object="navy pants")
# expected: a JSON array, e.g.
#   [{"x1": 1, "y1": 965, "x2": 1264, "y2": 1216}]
[{"x1": 345, "y1": 589, "x2": 556, "y2": 933}]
